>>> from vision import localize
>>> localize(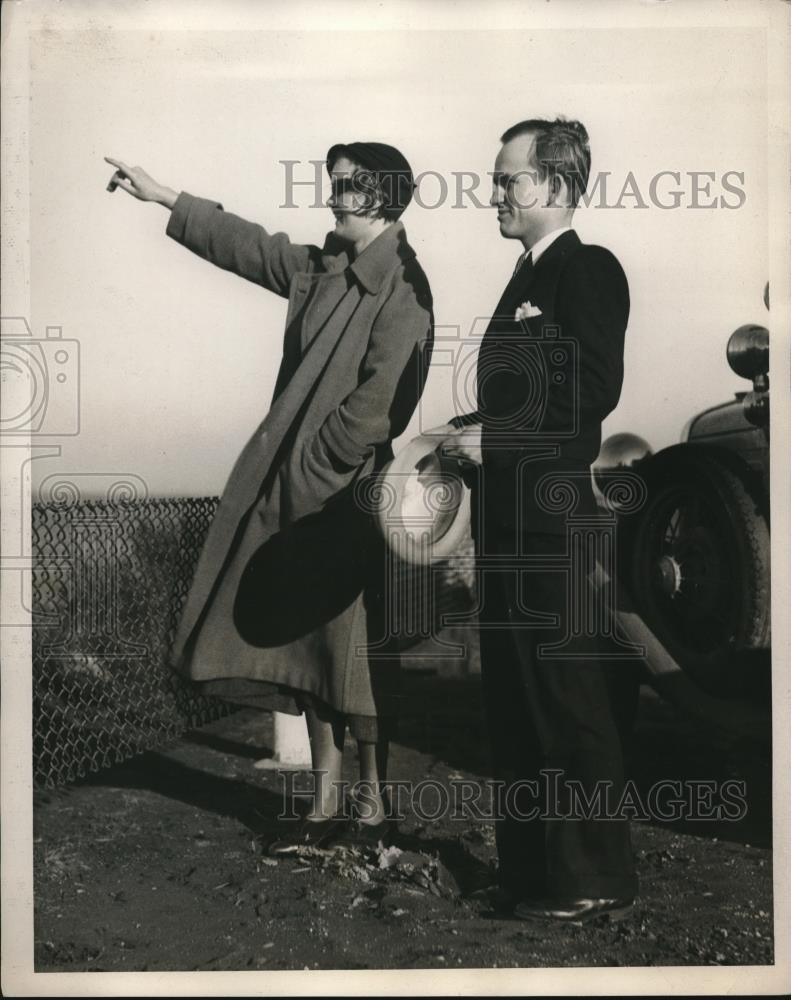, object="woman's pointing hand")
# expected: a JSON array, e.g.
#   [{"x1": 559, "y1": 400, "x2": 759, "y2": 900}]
[{"x1": 104, "y1": 157, "x2": 177, "y2": 208}]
